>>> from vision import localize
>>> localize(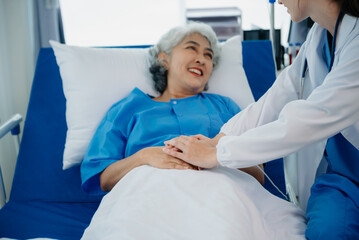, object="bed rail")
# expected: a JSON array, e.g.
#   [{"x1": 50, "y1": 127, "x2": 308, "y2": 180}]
[{"x1": 0, "y1": 113, "x2": 22, "y2": 206}]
